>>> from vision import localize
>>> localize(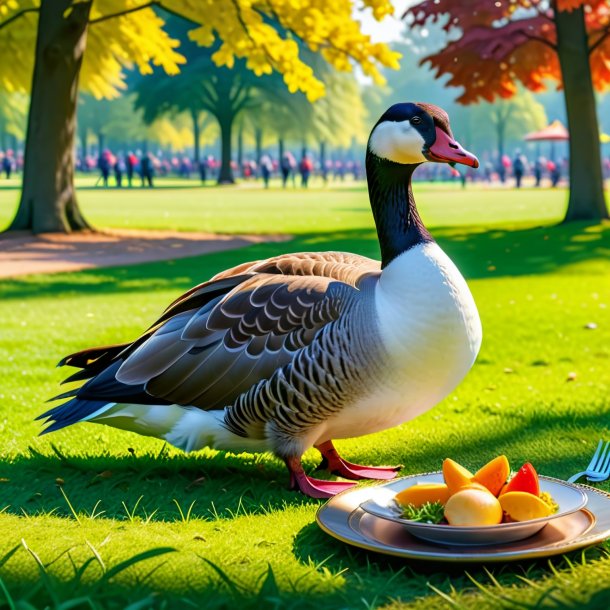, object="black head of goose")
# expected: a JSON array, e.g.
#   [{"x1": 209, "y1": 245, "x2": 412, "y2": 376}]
[
  {"x1": 366, "y1": 102, "x2": 478, "y2": 268},
  {"x1": 39, "y1": 103, "x2": 482, "y2": 499}
]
